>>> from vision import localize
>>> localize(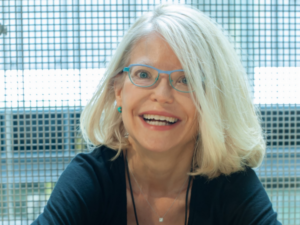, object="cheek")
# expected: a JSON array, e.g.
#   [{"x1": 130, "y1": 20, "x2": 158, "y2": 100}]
[
  {"x1": 184, "y1": 99, "x2": 199, "y2": 132},
  {"x1": 181, "y1": 96, "x2": 197, "y2": 115},
  {"x1": 121, "y1": 79, "x2": 149, "y2": 107},
  {"x1": 121, "y1": 80, "x2": 136, "y2": 106},
  {"x1": 120, "y1": 81, "x2": 145, "y2": 125}
]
